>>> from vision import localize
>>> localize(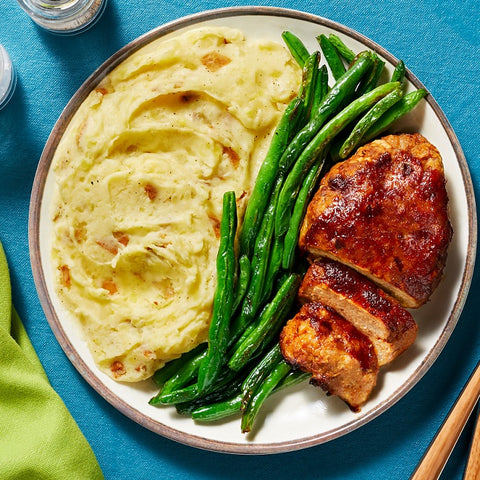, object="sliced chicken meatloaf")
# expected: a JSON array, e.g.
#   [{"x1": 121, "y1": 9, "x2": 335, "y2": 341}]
[
  {"x1": 299, "y1": 133, "x2": 453, "y2": 308},
  {"x1": 298, "y1": 258, "x2": 418, "y2": 366},
  {"x1": 280, "y1": 302, "x2": 379, "y2": 412}
]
